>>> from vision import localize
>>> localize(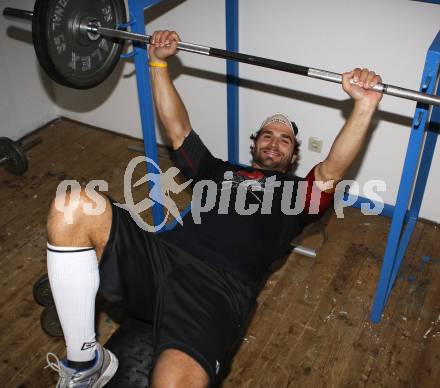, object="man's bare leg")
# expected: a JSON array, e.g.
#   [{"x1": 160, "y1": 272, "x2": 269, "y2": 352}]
[{"x1": 47, "y1": 189, "x2": 112, "y2": 260}]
